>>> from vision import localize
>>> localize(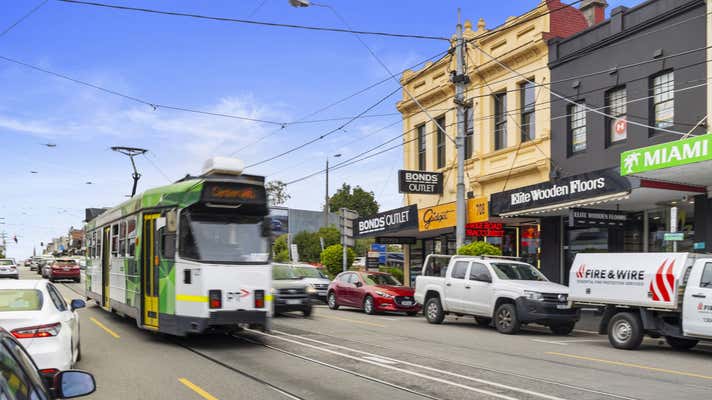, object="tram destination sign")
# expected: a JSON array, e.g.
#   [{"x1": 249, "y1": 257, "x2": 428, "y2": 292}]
[
  {"x1": 201, "y1": 181, "x2": 267, "y2": 205},
  {"x1": 398, "y1": 170, "x2": 443, "y2": 194}
]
